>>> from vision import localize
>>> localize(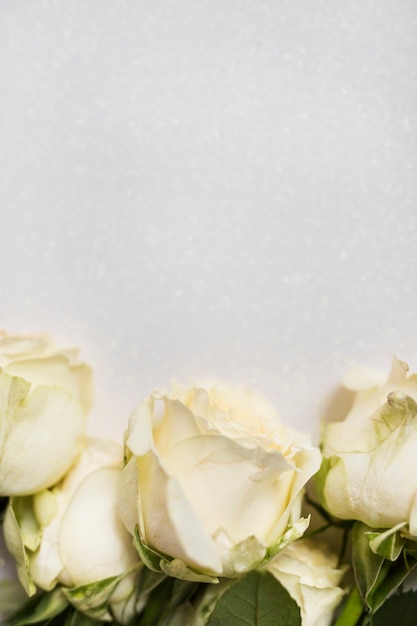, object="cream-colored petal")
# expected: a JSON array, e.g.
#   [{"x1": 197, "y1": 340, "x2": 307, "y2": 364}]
[
  {"x1": 409, "y1": 492, "x2": 417, "y2": 537},
  {"x1": 384, "y1": 357, "x2": 410, "y2": 390},
  {"x1": 0, "y1": 333, "x2": 51, "y2": 367},
  {"x1": 323, "y1": 456, "x2": 355, "y2": 520},
  {"x1": 297, "y1": 584, "x2": 346, "y2": 626},
  {"x1": 0, "y1": 384, "x2": 86, "y2": 495},
  {"x1": 268, "y1": 445, "x2": 322, "y2": 543},
  {"x1": 135, "y1": 447, "x2": 221, "y2": 574},
  {"x1": 4, "y1": 355, "x2": 93, "y2": 414},
  {"x1": 342, "y1": 366, "x2": 386, "y2": 391},
  {"x1": 62, "y1": 437, "x2": 123, "y2": 498},
  {"x1": 118, "y1": 457, "x2": 140, "y2": 537},
  {"x1": 212, "y1": 528, "x2": 267, "y2": 576},
  {"x1": 29, "y1": 507, "x2": 64, "y2": 590},
  {"x1": 59, "y1": 467, "x2": 138, "y2": 586},
  {"x1": 0, "y1": 372, "x2": 30, "y2": 454},
  {"x1": 322, "y1": 415, "x2": 380, "y2": 455},
  {"x1": 165, "y1": 475, "x2": 223, "y2": 574},
  {"x1": 267, "y1": 540, "x2": 346, "y2": 626},
  {"x1": 163, "y1": 434, "x2": 294, "y2": 543},
  {"x1": 152, "y1": 397, "x2": 202, "y2": 456},
  {"x1": 125, "y1": 399, "x2": 155, "y2": 457}
]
